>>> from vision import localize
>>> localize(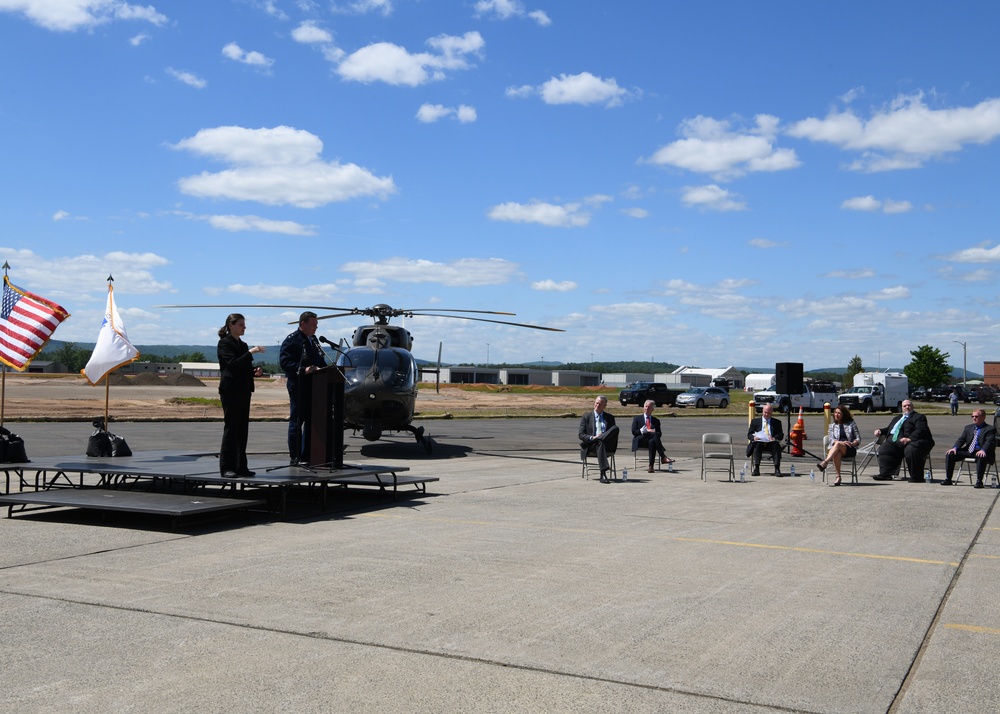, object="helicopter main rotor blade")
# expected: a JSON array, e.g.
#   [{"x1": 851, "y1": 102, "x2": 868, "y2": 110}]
[
  {"x1": 403, "y1": 308, "x2": 516, "y2": 316},
  {"x1": 424, "y1": 314, "x2": 564, "y2": 331},
  {"x1": 155, "y1": 304, "x2": 360, "y2": 311}
]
